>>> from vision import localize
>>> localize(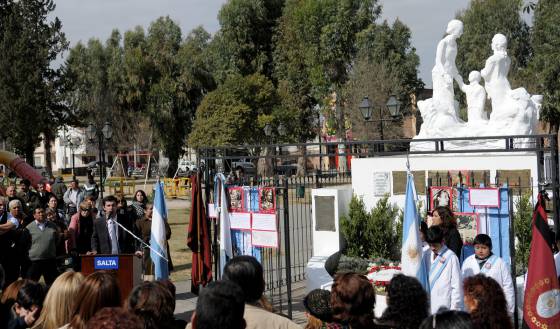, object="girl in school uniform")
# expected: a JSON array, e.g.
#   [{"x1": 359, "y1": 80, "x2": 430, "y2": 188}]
[
  {"x1": 461, "y1": 234, "x2": 514, "y2": 314},
  {"x1": 424, "y1": 226, "x2": 463, "y2": 314}
]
